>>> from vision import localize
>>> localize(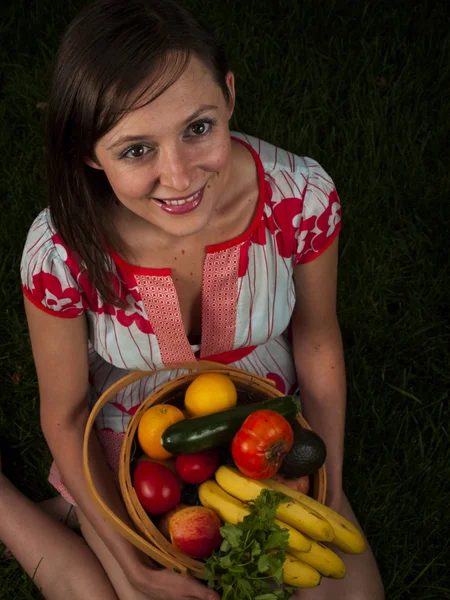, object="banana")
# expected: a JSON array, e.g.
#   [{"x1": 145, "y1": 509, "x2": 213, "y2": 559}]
[
  {"x1": 264, "y1": 478, "x2": 366, "y2": 554},
  {"x1": 290, "y1": 539, "x2": 346, "y2": 578},
  {"x1": 283, "y1": 553, "x2": 321, "y2": 588},
  {"x1": 198, "y1": 479, "x2": 311, "y2": 553},
  {"x1": 215, "y1": 466, "x2": 334, "y2": 542}
]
